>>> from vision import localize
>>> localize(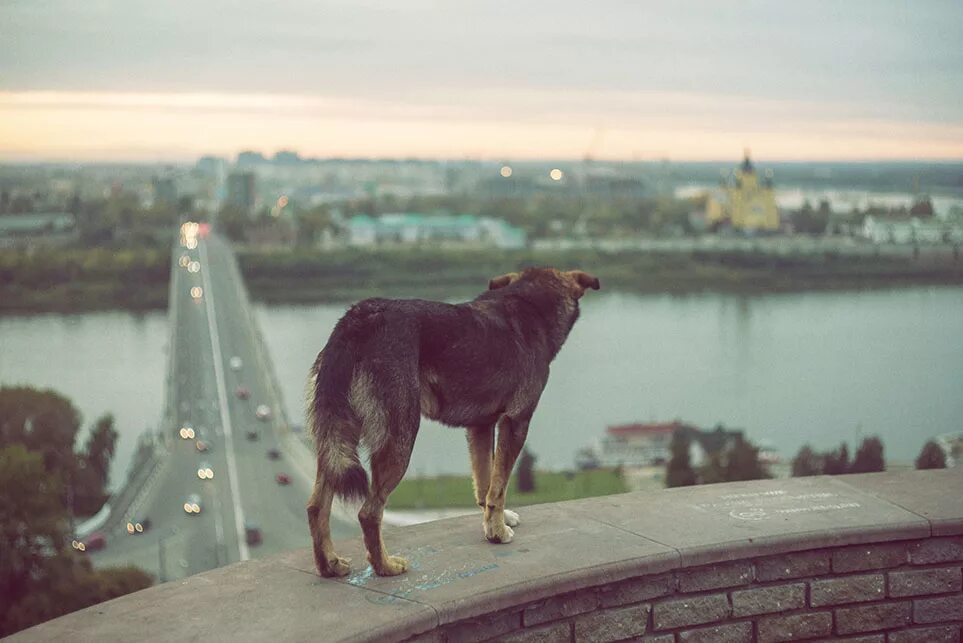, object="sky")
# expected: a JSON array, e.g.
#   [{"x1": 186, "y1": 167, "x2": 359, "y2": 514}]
[{"x1": 1, "y1": 0, "x2": 961, "y2": 162}]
